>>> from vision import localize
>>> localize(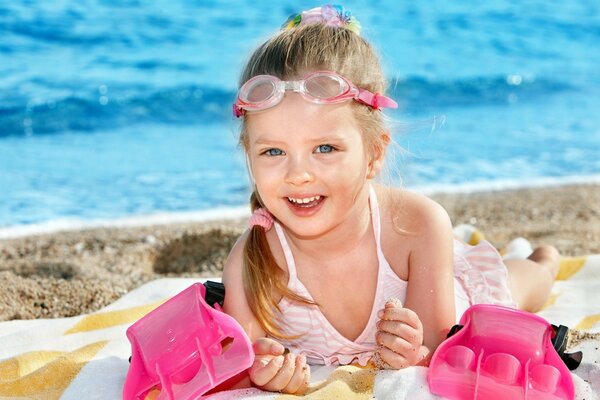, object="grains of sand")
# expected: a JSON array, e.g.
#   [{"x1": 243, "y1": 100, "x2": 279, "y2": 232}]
[
  {"x1": 568, "y1": 330, "x2": 600, "y2": 349},
  {"x1": 1, "y1": 184, "x2": 599, "y2": 321}
]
